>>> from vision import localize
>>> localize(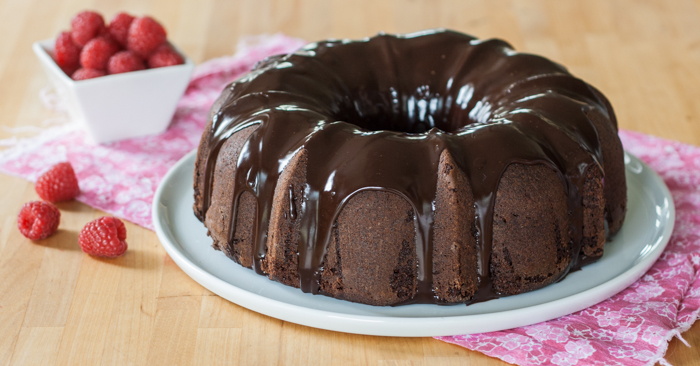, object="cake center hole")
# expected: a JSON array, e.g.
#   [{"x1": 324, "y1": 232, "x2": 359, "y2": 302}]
[{"x1": 336, "y1": 85, "x2": 487, "y2": 134}]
